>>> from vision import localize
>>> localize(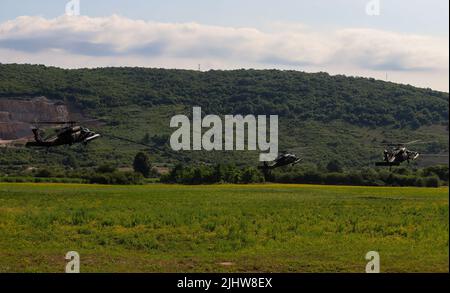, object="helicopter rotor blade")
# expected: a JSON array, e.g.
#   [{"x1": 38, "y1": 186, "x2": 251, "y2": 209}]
[
  {"x1": 101, "y1": 133, "x2": 155, "y2": 148},
  {"x1": 280, "y1": 147, "x2": 309, "y2": 153},
  {"x1": 28, "y1": 119, "x2": 100, "y2": 125},
  {"x1": 0, "y1": 121, "x2": 29, "y2": 124},
  {"x1": 380, "y1": 140, "x2": 438, "y2": 147},
  {"x1": 403, "y1": 140, "x2": 422, "y2": 145},
  {"x1": 407, "y1": 141, "x2": 437, "y2": 145},
  {"x1": 420, "y1": 154, "x2": 449, "y2": 157},
  {"x1": 382, "y1": 141, "x2": 420, "y2": 146},
  {"x1": 29, "y1": 121, "x2": 77, "y2": 125}
]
